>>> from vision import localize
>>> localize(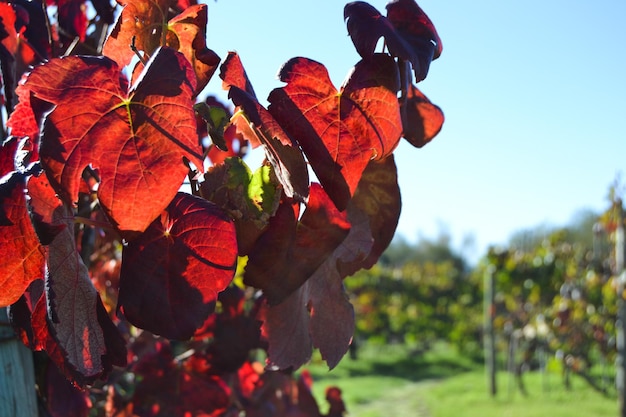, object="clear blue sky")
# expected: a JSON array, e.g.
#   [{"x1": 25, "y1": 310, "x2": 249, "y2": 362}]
[{"x1": 203, "y1": 1, "x2": 626, "y2": 260}]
